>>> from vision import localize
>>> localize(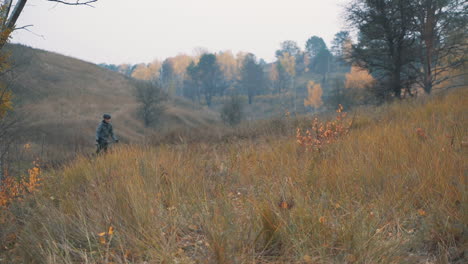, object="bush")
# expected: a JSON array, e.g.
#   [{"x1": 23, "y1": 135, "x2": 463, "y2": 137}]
[
  {"x1": 134, "y1": 80, "x2": 168, "y2": 127},
  {"x1": 220, "y1": 96, "x2": 243, "y2": 126}
]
